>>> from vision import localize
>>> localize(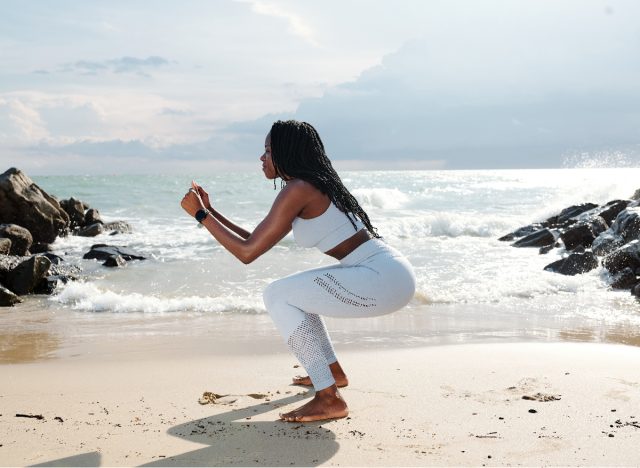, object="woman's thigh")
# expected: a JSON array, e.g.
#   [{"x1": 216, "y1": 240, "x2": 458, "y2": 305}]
[{"x1": 264, "y1": 257, "x2": 413, "y2": 319}]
